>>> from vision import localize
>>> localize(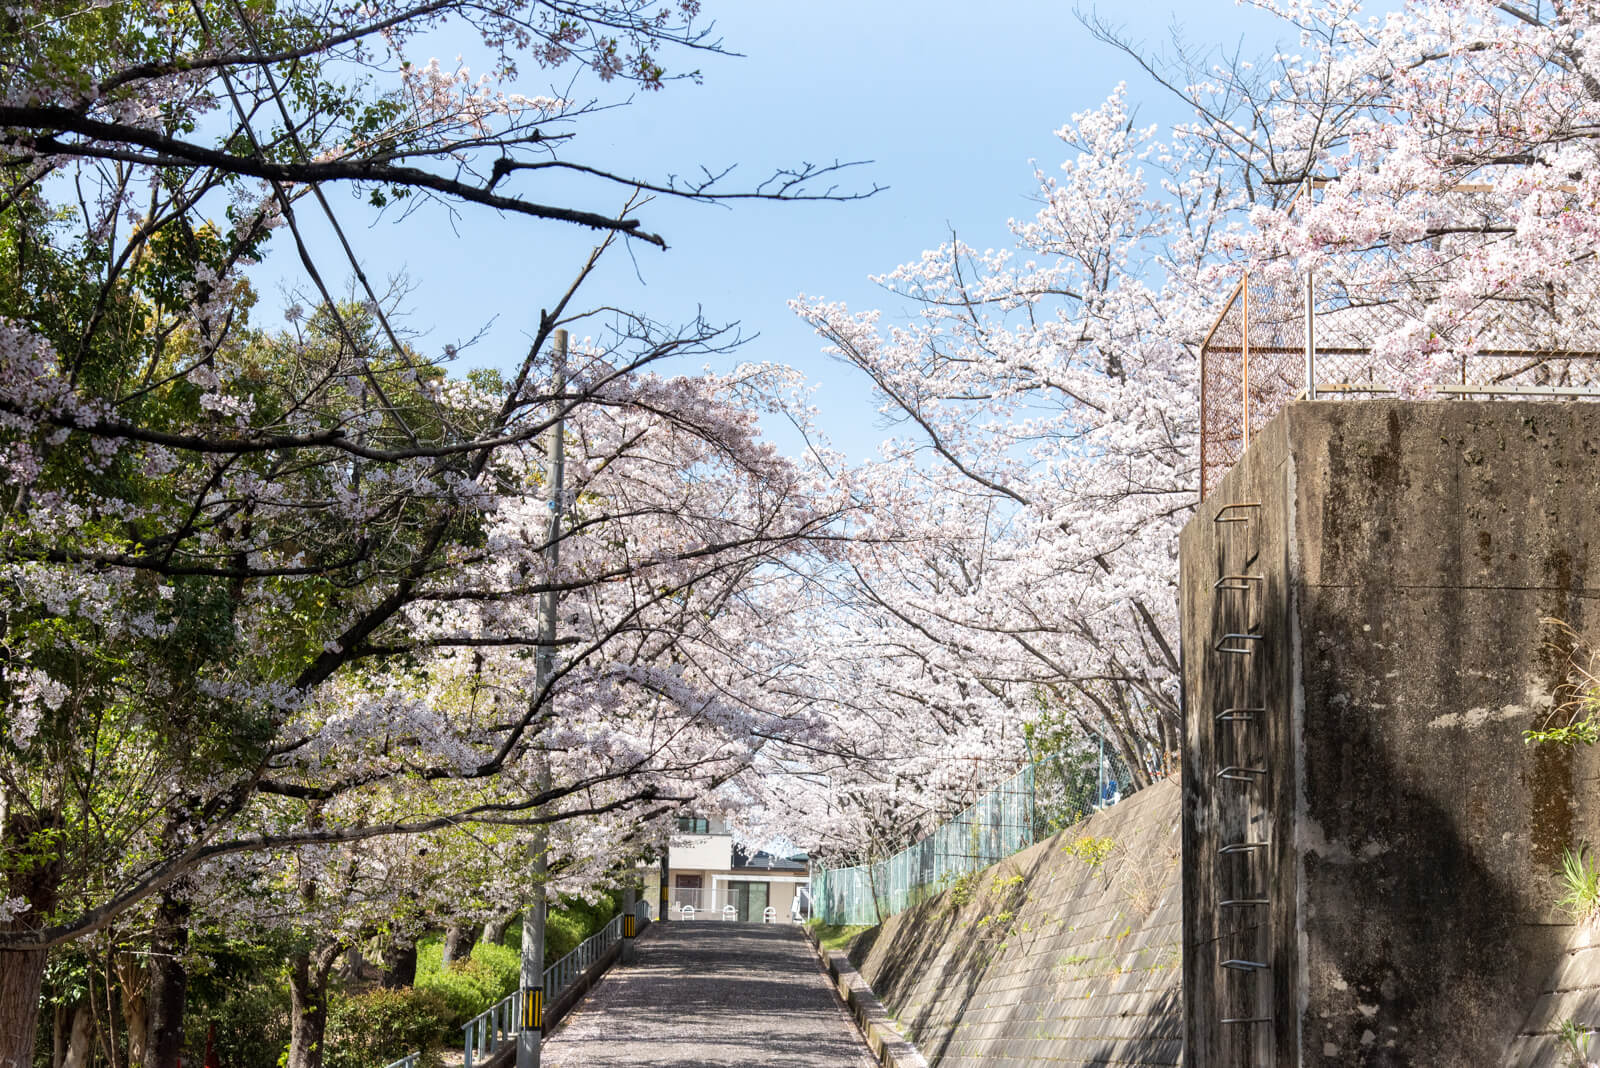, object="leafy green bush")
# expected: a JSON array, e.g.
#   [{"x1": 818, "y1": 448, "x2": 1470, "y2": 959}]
[
  {"x1": 1559, "y1": 1017, "x2": 1594, "y2": 1068},
  {"x1": 469, "y1": 940, "x2": 520, "y2": 993},
  {"x1": 1063, "y1": 835, "x2": 1117, "y2": 871},
  {"x1": 325, "y1": 987, "x2": 452, "y2": 1068},
  {"x1": 946, "y1": 870, "x2": 982, "y2": 908},
  {"x1": 541, "y1": 894, "x2": 618, "y2": 966},
  {"x1": 543, "y1": 910, "x2": 588, "y2": 965},
  {"x1": 415, "y1": 938, "x2": 522, "y2": 1027},
  {"x1": 183, "y1": 982, "x2": 291, "y2": 1068}
]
